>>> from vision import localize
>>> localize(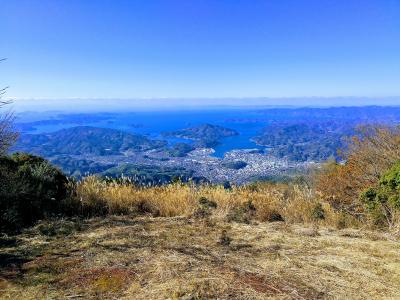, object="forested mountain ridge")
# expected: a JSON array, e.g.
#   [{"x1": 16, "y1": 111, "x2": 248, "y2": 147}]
[
  {"x1": 253, "y1": 122, "x2": 355, "y2": 161},
  {"x1": 14, "y1": 126, "x2": 167, "y2": 156}
]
